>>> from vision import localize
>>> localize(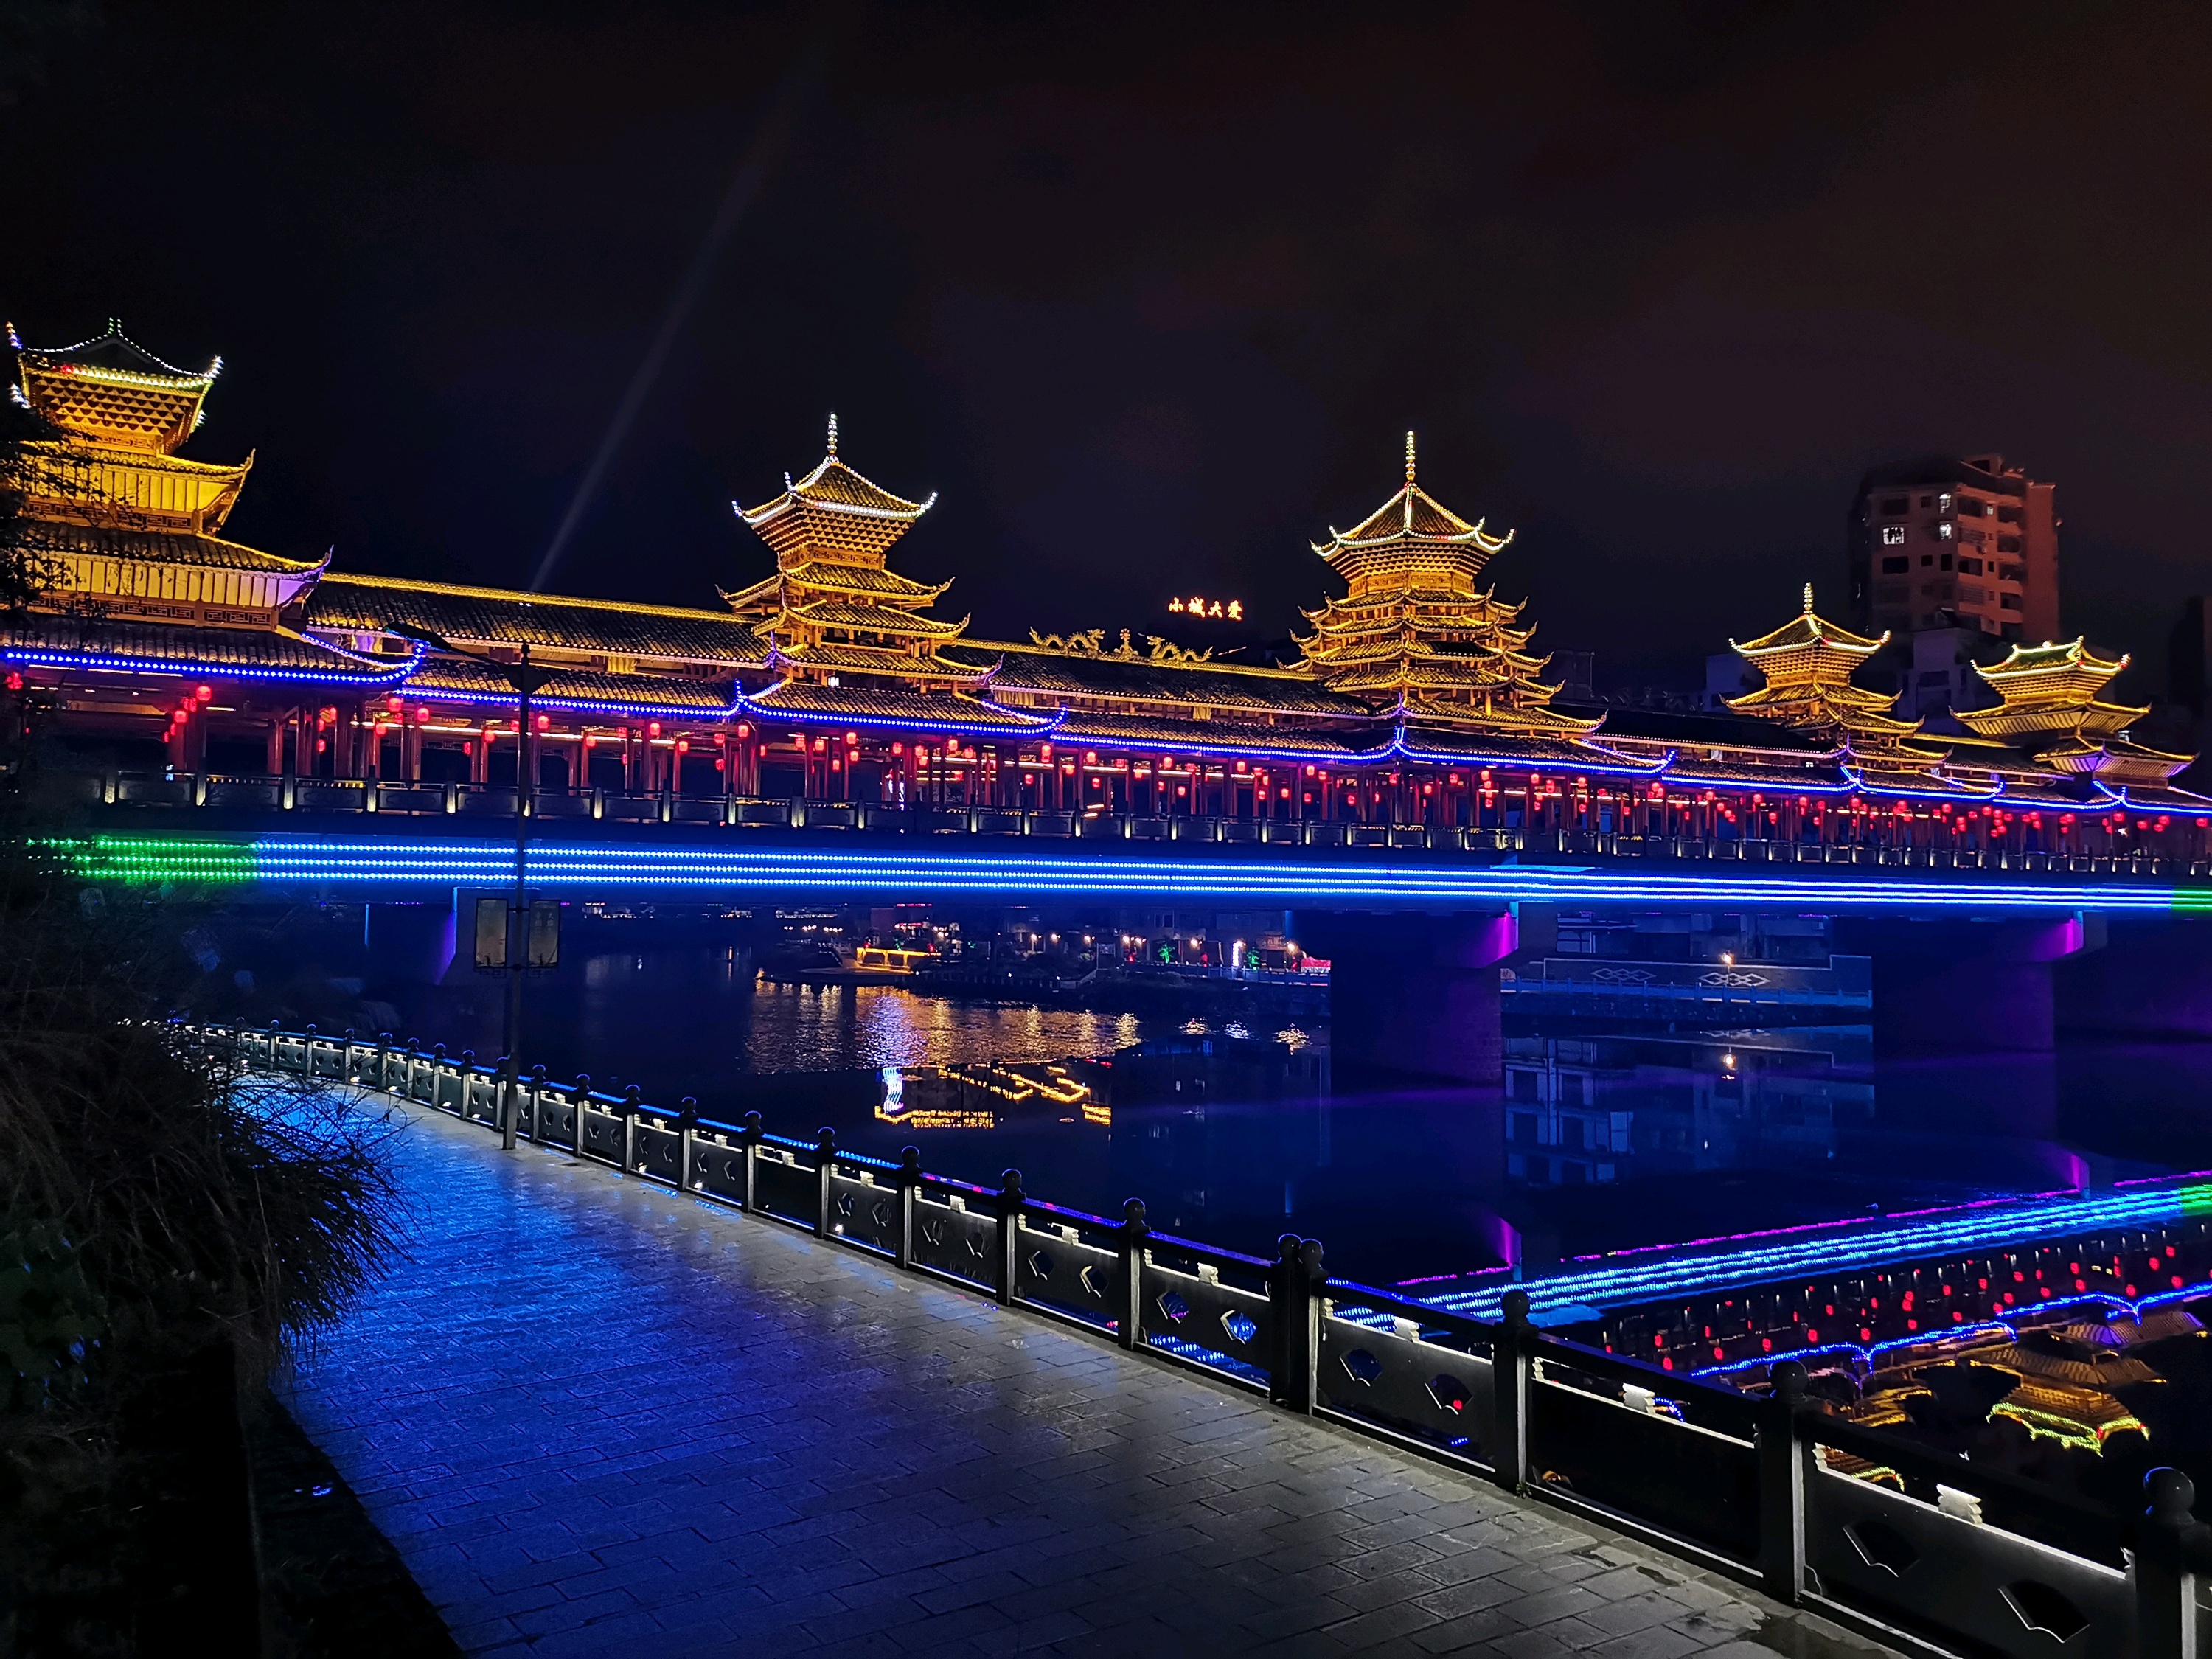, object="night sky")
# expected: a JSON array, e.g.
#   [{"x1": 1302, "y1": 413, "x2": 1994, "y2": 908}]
[{"x1": 8, "y1": 1, "x2": 2211, "y2": 692}]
